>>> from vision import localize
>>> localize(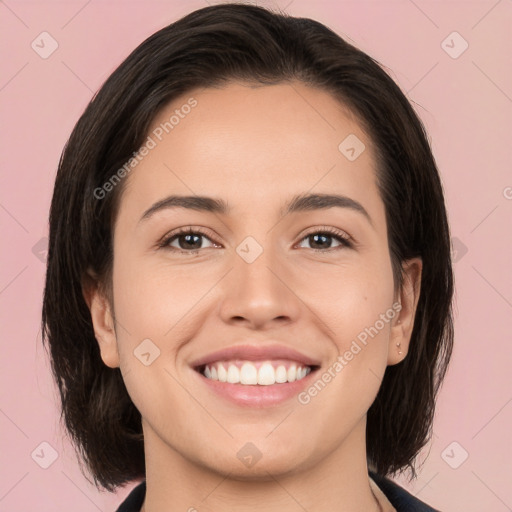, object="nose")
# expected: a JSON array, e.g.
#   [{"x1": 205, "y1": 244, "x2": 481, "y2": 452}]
[{"x1": 218, "y1": 242, "x2": 301, "y2": 330}]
